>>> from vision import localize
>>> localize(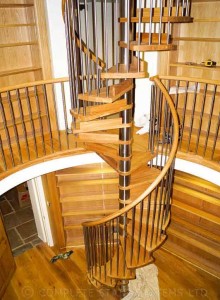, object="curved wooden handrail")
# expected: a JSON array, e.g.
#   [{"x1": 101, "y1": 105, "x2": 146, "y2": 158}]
[
  {"x1": 82, "y1": 76, "x2": 179, "y2": 227},
  {"x1": 0, "y1": 77, "x2": 69, "y2": 93},
  {"x1": 158, "y1": 75, "x2": 220, "y2": 86}
]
